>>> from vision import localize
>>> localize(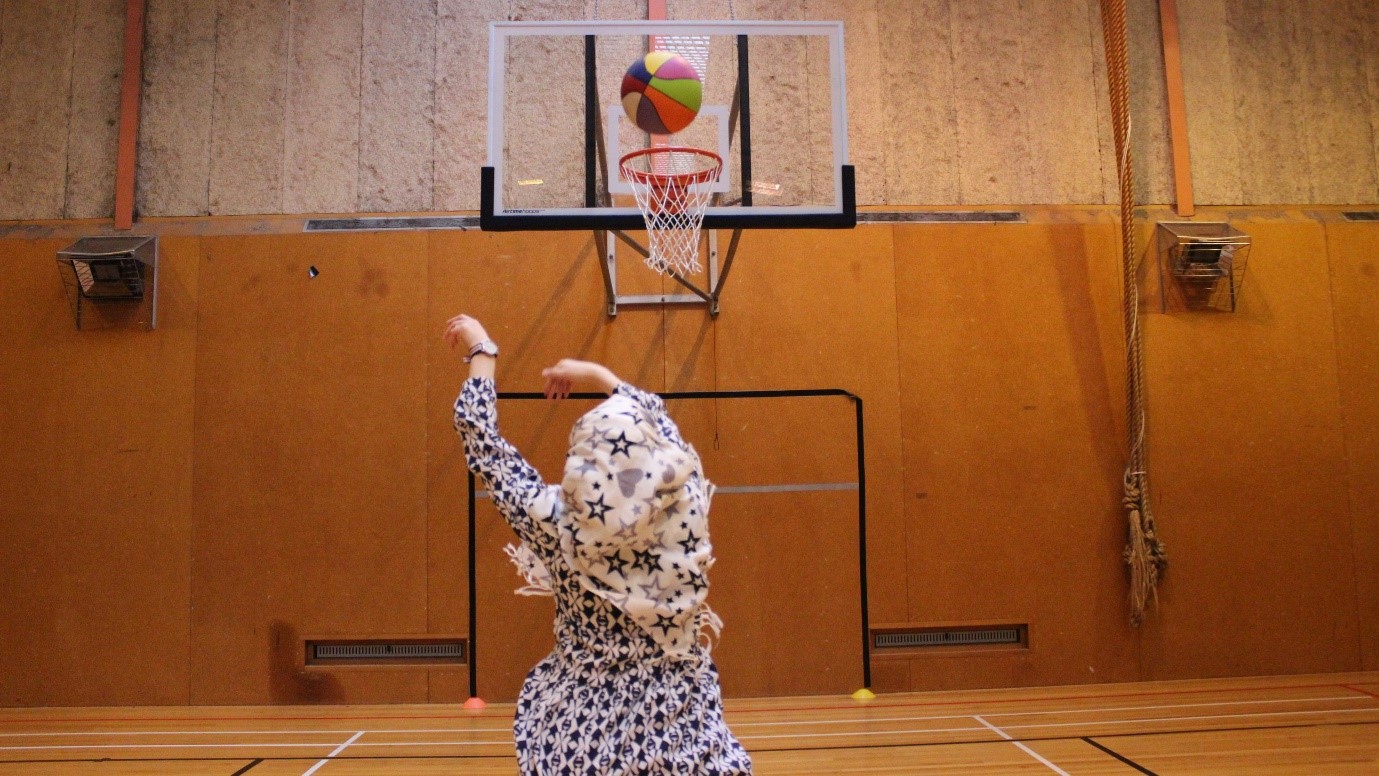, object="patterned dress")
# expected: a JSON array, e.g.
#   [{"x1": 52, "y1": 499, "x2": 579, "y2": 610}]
[{"x1": 454, "y1": 376, "x2": 753, "y2": 775}]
